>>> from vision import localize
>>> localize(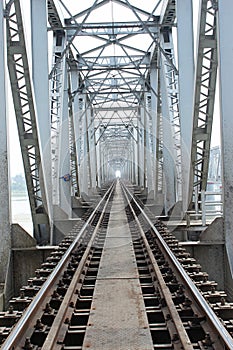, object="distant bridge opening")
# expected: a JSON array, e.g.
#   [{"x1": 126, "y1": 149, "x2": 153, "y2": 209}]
[{"x1": 115, "y1": 170, "x2": 121, "y2": 178}]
